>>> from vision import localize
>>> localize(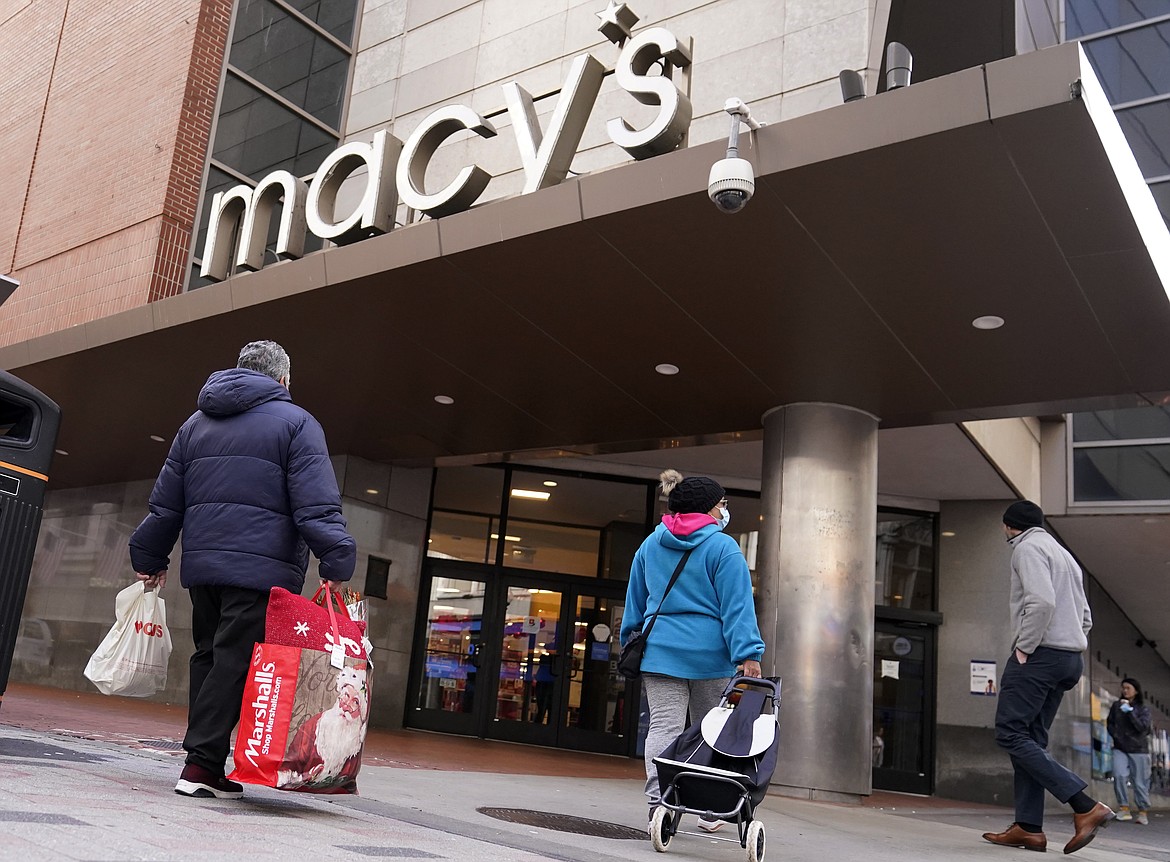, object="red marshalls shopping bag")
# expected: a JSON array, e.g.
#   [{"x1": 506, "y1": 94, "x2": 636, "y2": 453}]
[{"x1": 228, "y1": 642, "x2": 371, "y2": 794}]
